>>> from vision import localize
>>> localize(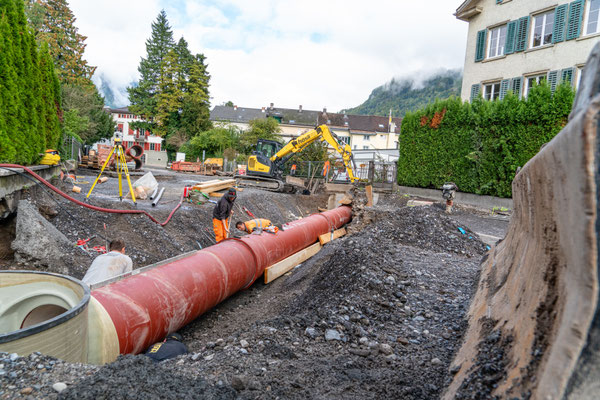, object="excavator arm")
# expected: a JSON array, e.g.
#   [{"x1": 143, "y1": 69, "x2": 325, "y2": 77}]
[{"x1": 271, "y1": 125, "x2": 358, "y2": 182}]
